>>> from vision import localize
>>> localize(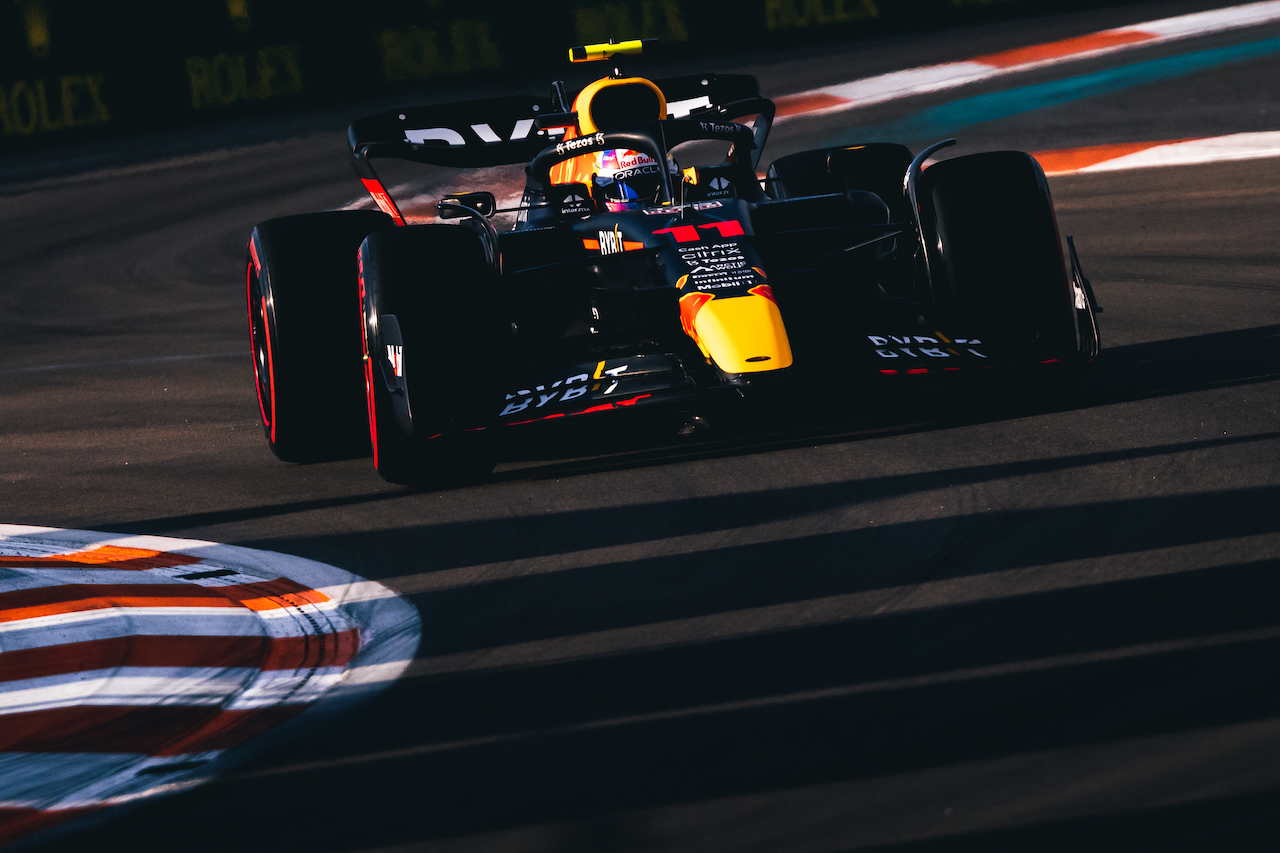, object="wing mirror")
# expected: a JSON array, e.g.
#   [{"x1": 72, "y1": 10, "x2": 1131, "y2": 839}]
[{"x1": 439, "y1": 191, "x2": 497, "y2": 219}]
